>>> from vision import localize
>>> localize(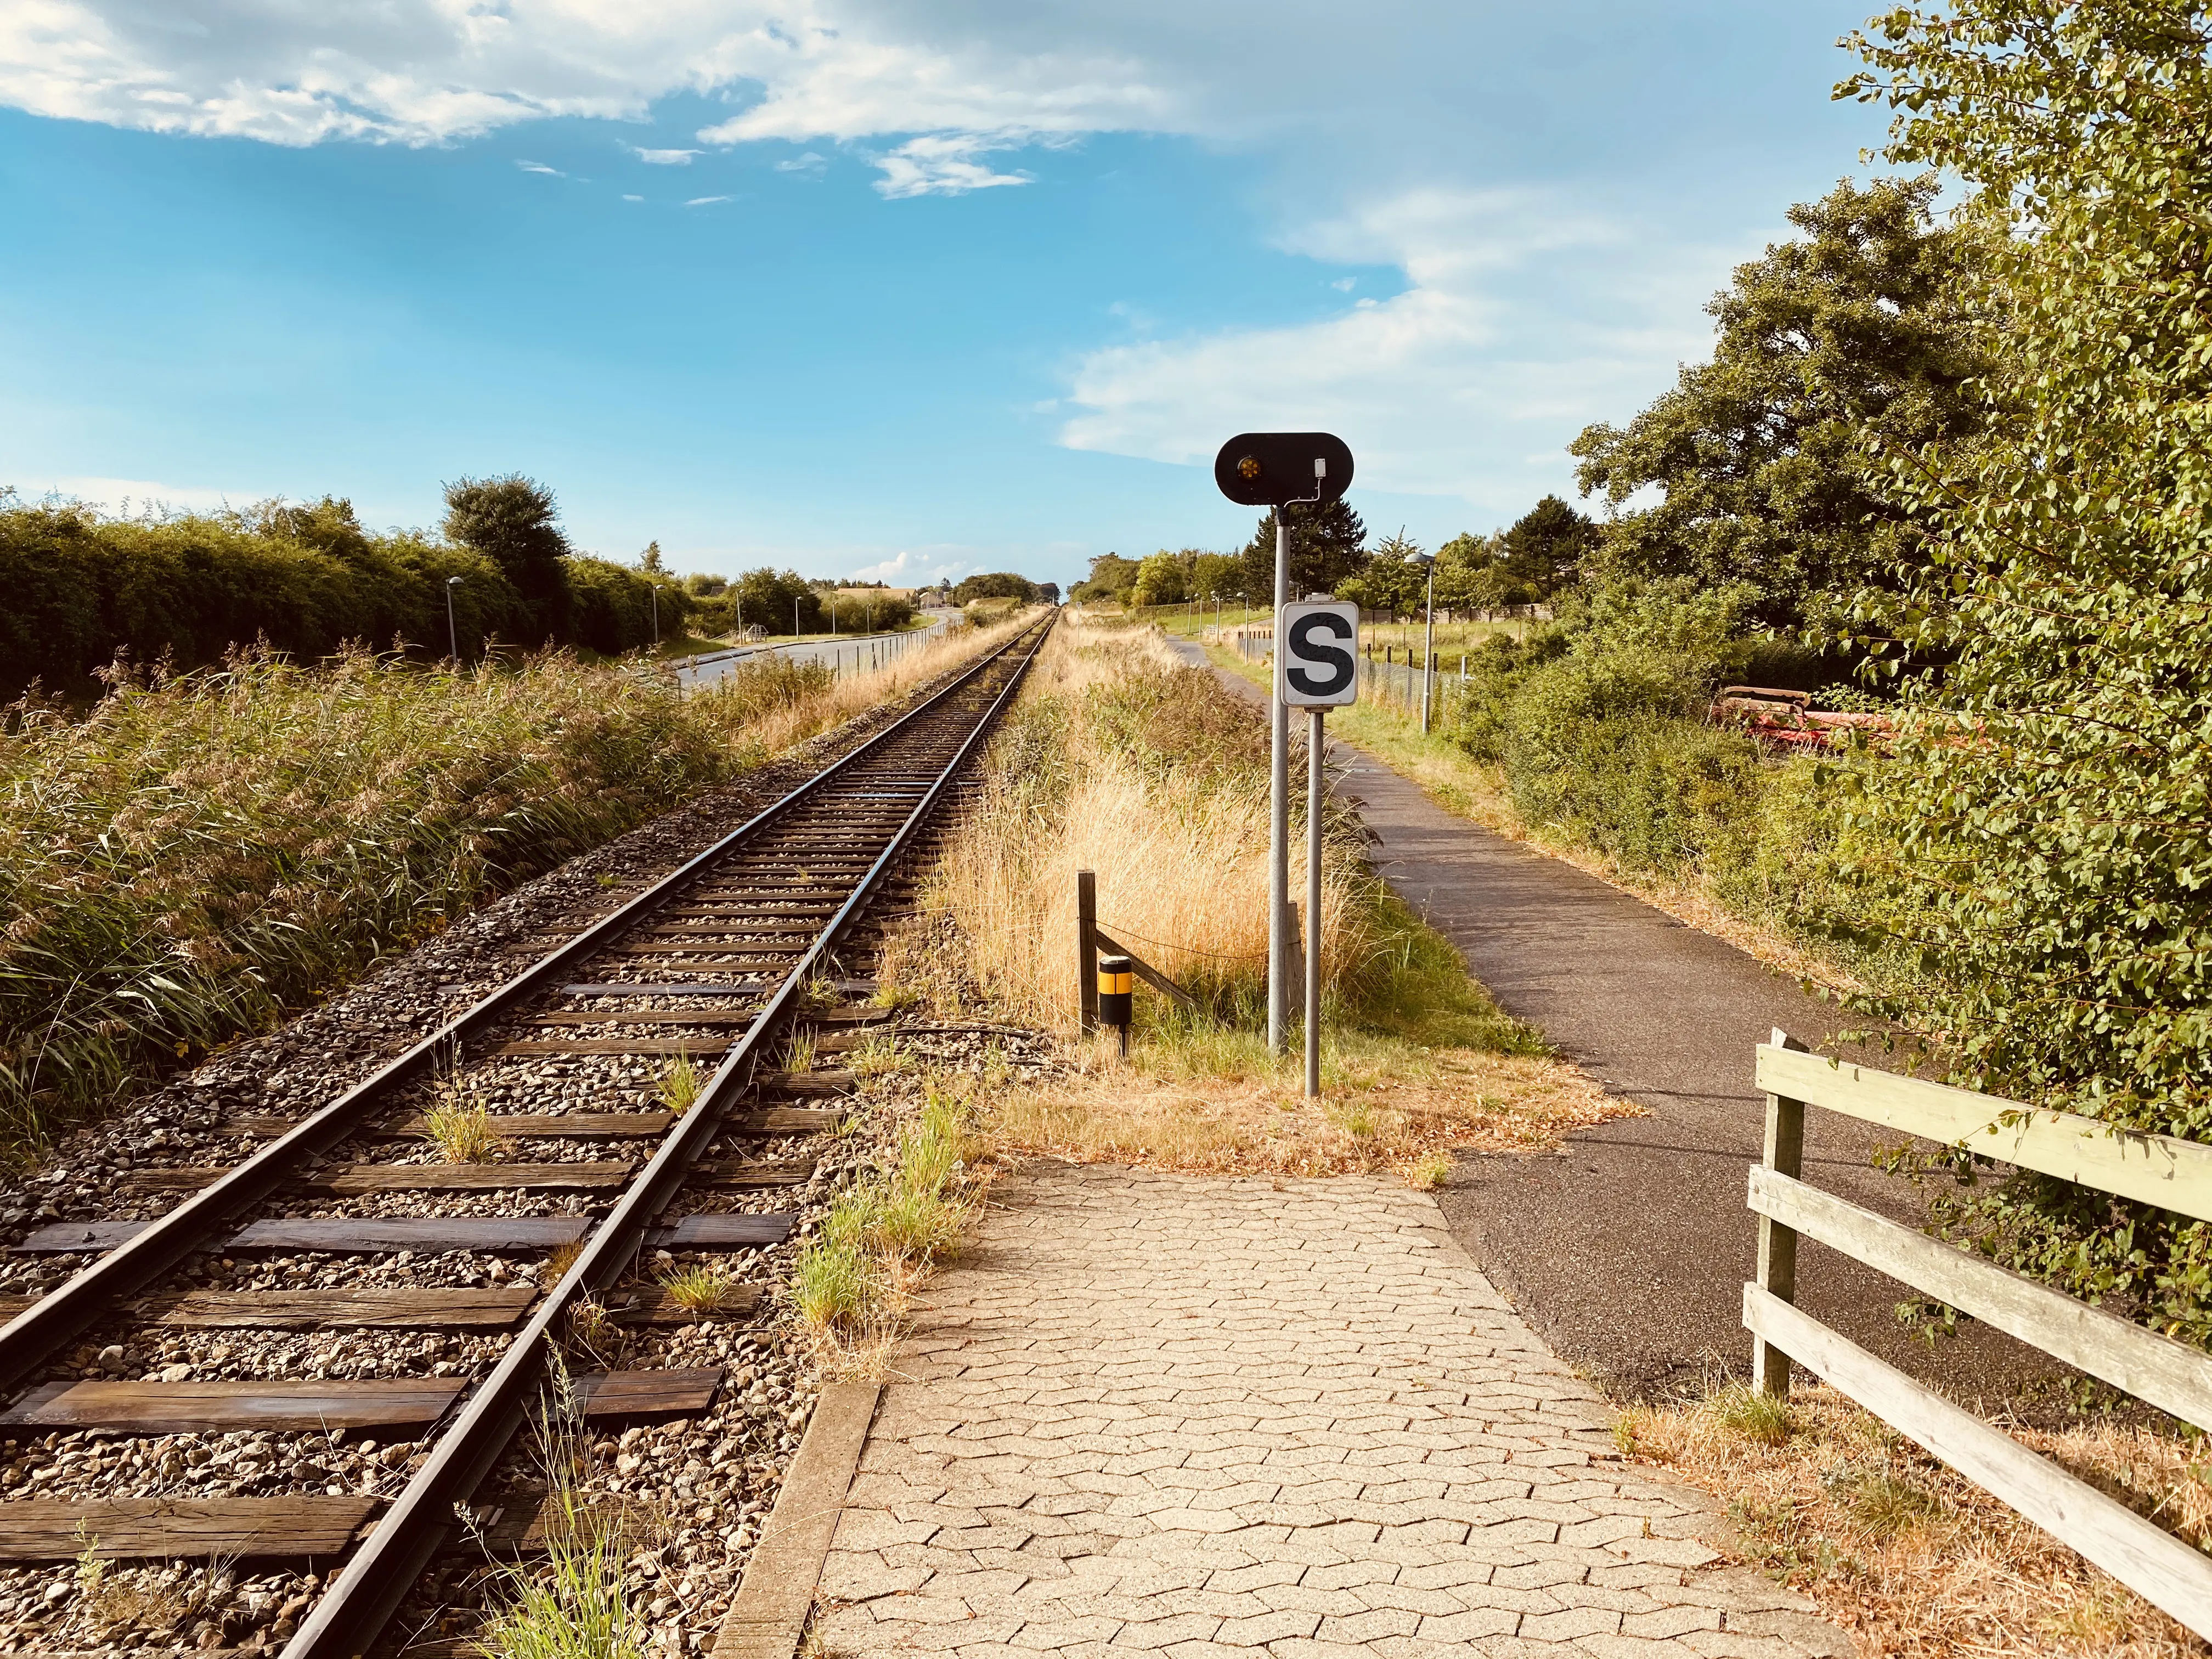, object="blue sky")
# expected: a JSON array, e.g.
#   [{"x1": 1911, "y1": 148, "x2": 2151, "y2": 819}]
[{"x1": 0, "y1": 2, "x2": 1893, "y2": 588}]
